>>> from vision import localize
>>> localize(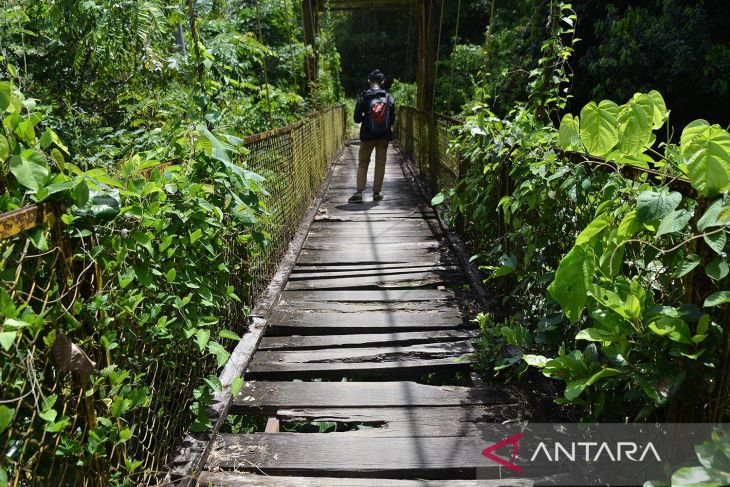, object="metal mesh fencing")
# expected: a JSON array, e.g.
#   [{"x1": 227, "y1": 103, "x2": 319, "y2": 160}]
[
  {"x1": 244, "y1": 106, "x2": 346, "y2": 299},
  {"x1": 0, "y1": 106, "x2": 346, "y2": 486},
  {"x1": 395, "y1": 106, "x2": 462, "y2": 198}
]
